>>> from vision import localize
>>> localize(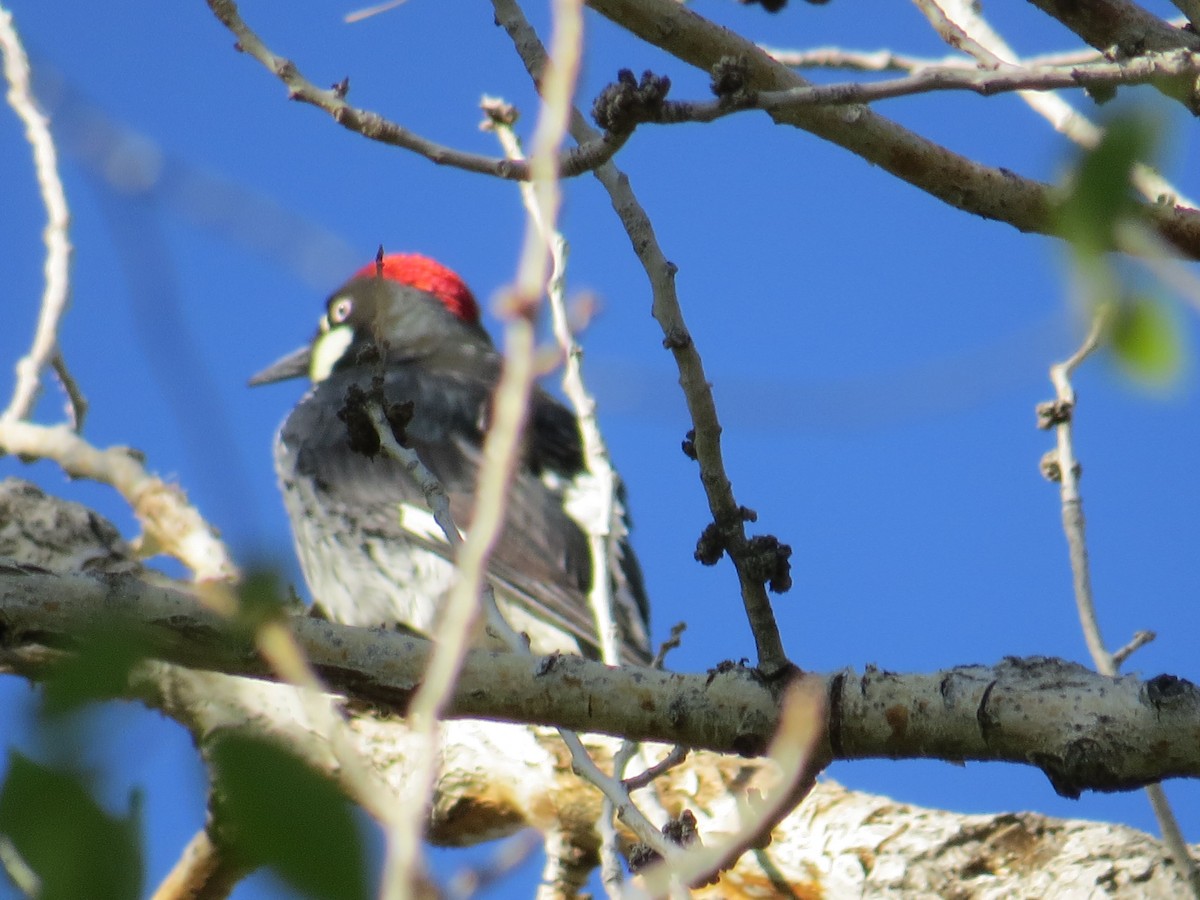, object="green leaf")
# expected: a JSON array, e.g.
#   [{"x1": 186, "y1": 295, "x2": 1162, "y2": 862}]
[
  {"x1": 211, "y1": 734, "x2": 369, "y2": 900},
  {"x1": 42, "y1": 628, "x2": 149, "y2": 715},
  {"x1": 0, "y1": 753, "x2": 142, "y2": 900},
  {"x1": 1057, "y1": 112, "x2": 1158, "y2": 256},
  {"x1": 1111, "y1": 295, "x2": 1184, "y2": 385},
  {"x1": 236, "y1": 568, "x2": 292, "y2": 631}
]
